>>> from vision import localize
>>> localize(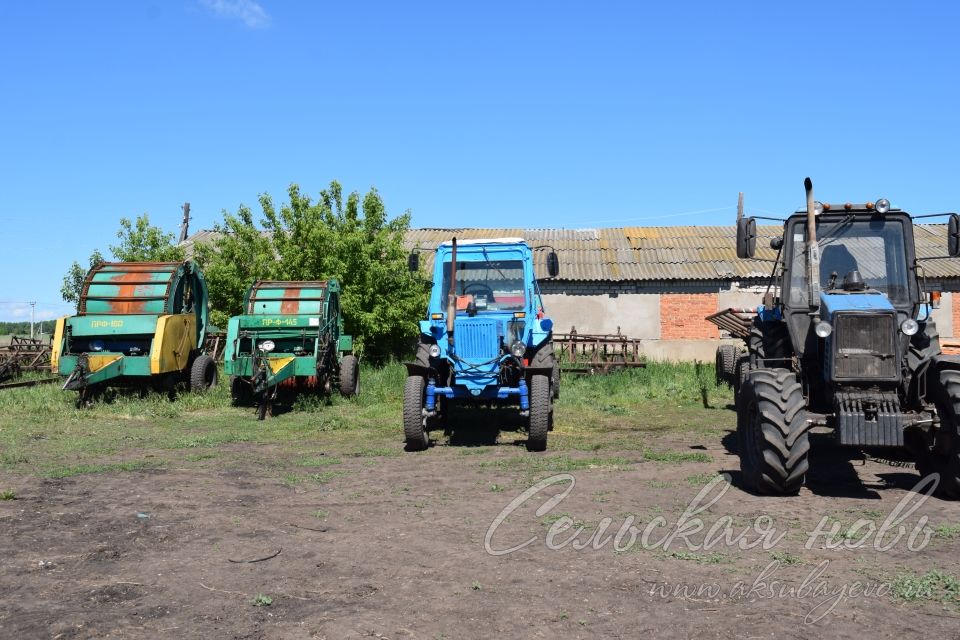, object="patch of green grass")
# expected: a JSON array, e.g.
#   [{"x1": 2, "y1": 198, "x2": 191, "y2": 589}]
[
  {"x1": 0, "y1": 489, "x2": 16, "y2": 500},
  {"x1": 294, "y1": 455, "x2": 343, "y2": 467},
  {"x1": 668, "y1": 551, "x2": 730, "y2": 564},
  {"x1": 479, "y1": 454, "x2": 630, "y2": 474},
  {"x1": 490, "y1": 483, "x2": 504, "y2": 492},
  {"x1": 471, "y1": 581, "x2": 482, "y2": 591},
  {"x1": 684, "y1": 472, "x2": 721, "y2": 486},
  {"x1": 933, "y1": 524, "x2": 960, "y2": 539},
  {"x1": 312, "y1": 509, "x2": 329, "y2": 519},
  {"x1": 643, "y1": 449, "x2": 710, "y2": 464},
  {"x1": 309, "y1": 470, "x2": 348, "y2": 484},
  {"x1": 44, "y1": 460, "x2": 163, "y2": 478},
  {"x1": 891, "y1": 570, "x2": 960, "y2": 606},
  {"x1": 770, "y1": 551, "x2": 802, "y2": 565},
  {"x1": 252, "y1": 594, "x2": 273, "y2": 607}
]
